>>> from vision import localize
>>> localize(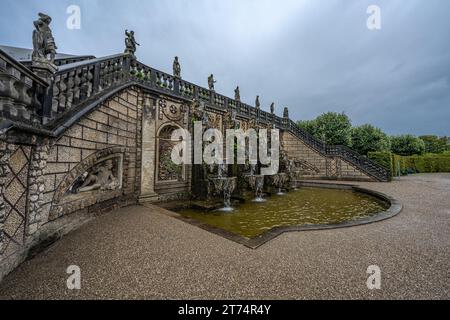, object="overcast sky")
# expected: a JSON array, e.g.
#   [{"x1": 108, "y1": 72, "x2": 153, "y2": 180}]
[{"x1": 1, "y1": 0, "x2": 449, "y2": 135}]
